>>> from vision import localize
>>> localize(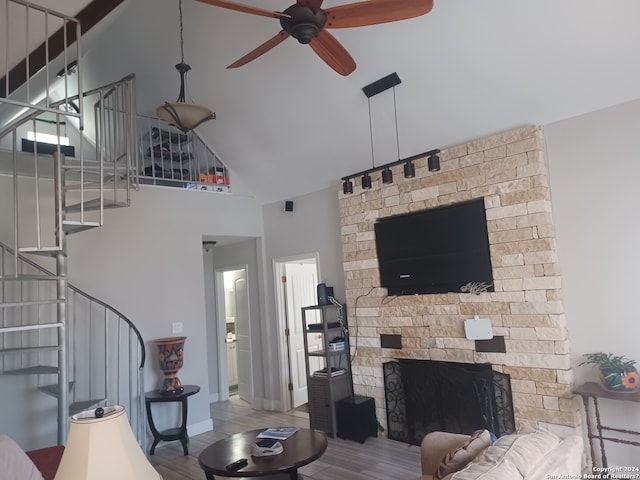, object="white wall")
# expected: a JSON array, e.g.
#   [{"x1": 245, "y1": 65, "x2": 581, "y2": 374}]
[
  {"x1": 260, "y1": 187, "x2": 345, "y2": 408},
  {"x1": 545, "y1": 99, "x2": 640, "y2": 466},
  {"x1": 64, "y1": 186, "x2": 263, "y2": 436}
]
